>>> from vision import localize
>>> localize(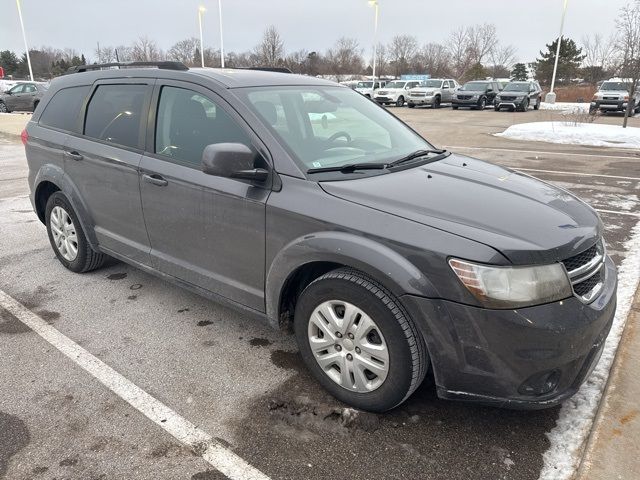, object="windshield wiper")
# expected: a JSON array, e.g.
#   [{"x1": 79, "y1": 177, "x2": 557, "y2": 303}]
[
  {"x1": 388, "y1": 149, "x2": 447, "y2": 167},
  {"x1": 307, "y1": 162, "x2": 389, "y2": 174}
]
